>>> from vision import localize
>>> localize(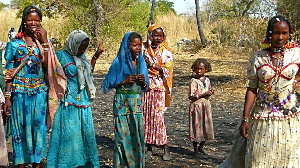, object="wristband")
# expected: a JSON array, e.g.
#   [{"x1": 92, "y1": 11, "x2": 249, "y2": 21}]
[
  {"x1": 196, "y1": 95, "x2": 199, "y2": 99},
  {"x1": 294, "y1": 80, "x2": 298, "y2": 84},
  {"x1": 43, "y1": 48, "x2": 49, "y2": 52},
  {"x1": 242, "y1": 117, "x2": 249, "y2": 123},
  {"x1": 5, "y1": 91, "x2": 11, "y2": 98},
  {"x1": 42, "y1": 42, "x2": 49, "y2": 46}
]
